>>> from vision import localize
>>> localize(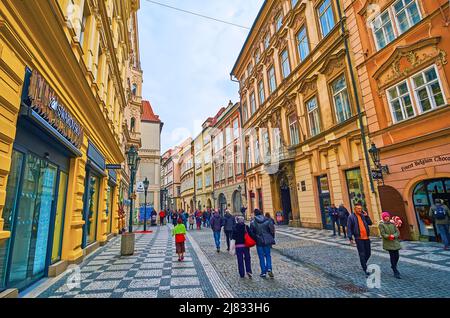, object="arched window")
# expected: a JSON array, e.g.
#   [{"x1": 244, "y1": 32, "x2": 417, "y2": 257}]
[
  {"x1": 130, "y1": 117, "x2": 135, "y2": 132},
  {"x1": 131, "y1": 83, "x2": 137, "y2": 96}
]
